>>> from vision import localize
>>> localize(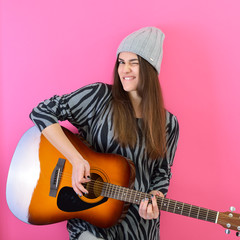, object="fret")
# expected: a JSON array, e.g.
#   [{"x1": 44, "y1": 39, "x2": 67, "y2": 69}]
[
  {"x1": 181, "y1": 202, "x2": 184, "y2": 215},
  {"x1": 161, "y1": 198, "x2": 168, "y2": 211},
  {"x1": 133, "y1": 190, "x2": 137, "y2": 204},
  {"x1": 198, "y1": 208, "x2": 208, "y2": 221},
  {"x1": 188, "y1": 205, "x2": 192, "y2": 217},
  {"x1": 101, "y1": 183, "x2": 105, "y2": 196},
  {"x1": 196, "y1": 206, "x2": 200, "y2": 219},
  {"x1": 190, "y1": 206, "x2": 199, "y2": 218},
  {"x1": 173, "y1": 200, "x2": 177, "y2": 213},
  {"x1": 208, "y1": 210, "x2": 215, "y2": 222},
  {"x1": 199, "y1": 208, "x2": 209, "y2": 220},
  {"x1": 123, "y1": 188, "x2": 128, "y2": 202},
  {"x1": 206, "y1": 208, "x2": 209, "y2": 221},
  {"x1": 127, "y1": 188, "x2": 132, "y2": 202},
  {"x1": 175, "y1": 201, "x2": 183, "y2": 215},
  {"x1": 117, "y1": 186, "x2": 123, "y2": 201},
  {"x1": 130, "y1": 189, "x2": 136, "y2": 204},
  {"x1": 115, "y1": 184, "x2": 121, "y2": 200},
  {"x1": 207, "y1": 210, "x2": 218, "y2": 223},
  {"x1": 125, "y1": 187, "x2": 131, "y2": 202},
  {"x1": 140, "y1": 192, "x2": 145, "y2": 204},
  {"x1": 113, "y1": 184, "x2": 118, "y2": 199},
  {"x1": 103, "y1": 182, "x2": 109, "y2": 197},
  {"x1": 167, "y1": 199, "x2": 176, "y2": 213},
  {"x1": 128, "y1": 189, "x2": 132, "y2": 202},
  {"x1": 166, "y1": 199, "x2": 170, "y2": 212},
  {"x1": 108, "y1": 183, "x2": 113, "y2": 198},
  {"x1": 162, "y1": 198, "x2": 170, "y2": 212},
  {"x1": 130, "y1": 189, "x2": 135, "y2": 203},
  {"x1": 158, "y1": 197, "x2": 164, "y2": 209},
  {"x1": 139, "y1": 192, "x2": 146, "y2": 205},
  {"x1": 115, "y1": 184, "x2": 120, "y2": 199},
  {"x1": 117, "y1": 186, "x2": 121, "y2": 200},
  {"x1": 111, "y1": 184, "x2": 116, "y2": 199},
  {"x1": 181, "y1": 203, "x2": 191, "y2": 217},
  {"x1": 135, "y1": 192, "x2": 141, "y2": 204}
]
